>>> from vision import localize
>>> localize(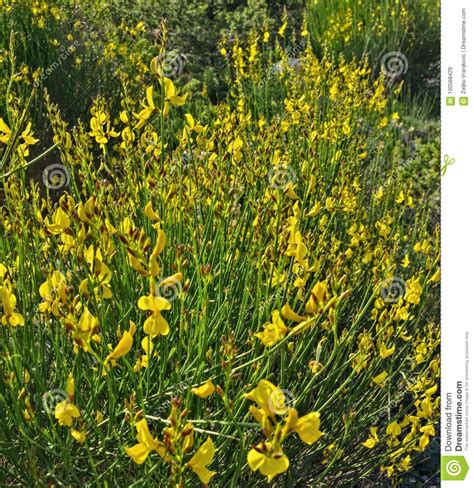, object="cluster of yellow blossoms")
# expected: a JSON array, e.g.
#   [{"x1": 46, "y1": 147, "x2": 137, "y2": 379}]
[
  {"x1": 245, "y1": 380, "x2": 323, "y2": 480},
  {"x1": 0, "y1": 7, "x2": 439, "y2": 485}
]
